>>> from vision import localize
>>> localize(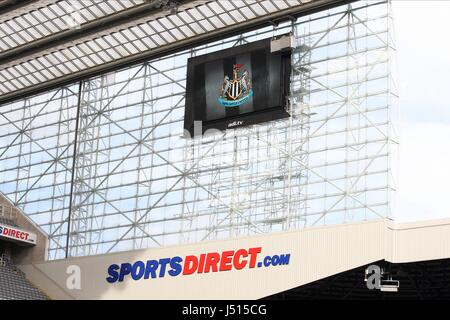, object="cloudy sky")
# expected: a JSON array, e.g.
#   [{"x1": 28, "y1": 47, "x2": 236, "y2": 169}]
[{"x1": 392, "y1": 1, "x2": 450, "y2": 221}]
